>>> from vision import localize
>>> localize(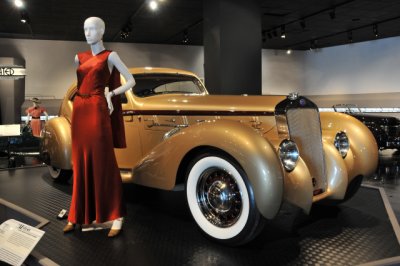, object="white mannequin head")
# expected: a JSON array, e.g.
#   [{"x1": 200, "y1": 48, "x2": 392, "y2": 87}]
[{"x1": 83, "y1": 17, "x2": 105, "y2": 45}]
